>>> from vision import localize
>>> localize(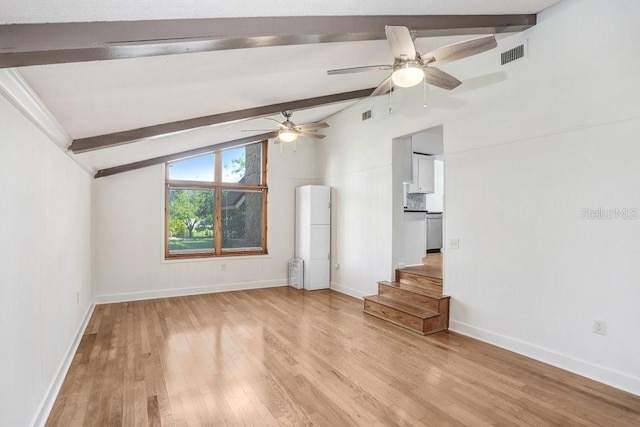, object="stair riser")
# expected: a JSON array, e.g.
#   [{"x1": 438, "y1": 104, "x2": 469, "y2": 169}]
[
  {"x1": 378, "y1": 284, "x2": 440, "y2": 312},
  {"x1": 423, "y1": 314, "x2": 449, "y2": 335},
  {"x1": 396, "y1": 272, "x2": 443, "y2": 294},
  {"x1": 364, "y1": 299, "x2": 424, "y2": 334},
  {"x1": 378, "y1": 280, "x2": 447, "y2": 299},
  {"x1": 364, "y1": 299, "x2": 448, "y2": 335}
]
